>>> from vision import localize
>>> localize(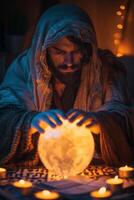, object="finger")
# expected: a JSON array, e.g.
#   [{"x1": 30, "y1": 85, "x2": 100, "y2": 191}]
[
  {"x1": 69, "y1": 111, "x2": 84, "y2": 122},
  {"x1": 85, "y1": 120, "x2": 97, "y2": 128},
  {"x1": 41, "y1": 115, "x2": 56, "y2": 128},
  {"x1": 86, "y1": 121, "x2": 101, "y2": 134},
  {"x1": 77, "y1": 116, "x2": 93, "y2": 126},
  {"x1": 52, "y1": 109, "x2": 66, "y2": 119},
  {"x1": 77, "y1": 112, "x2": 96, "y2": 126},
  {"x1": 48, "y1": 112, "x2": 63, "y2": 125},
  {"x1": 31, "y1": 121, "x2": 45, "y2": 134},
  {"x1": 66, "y1": 109, "x2": 78, "y2": 118}
]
